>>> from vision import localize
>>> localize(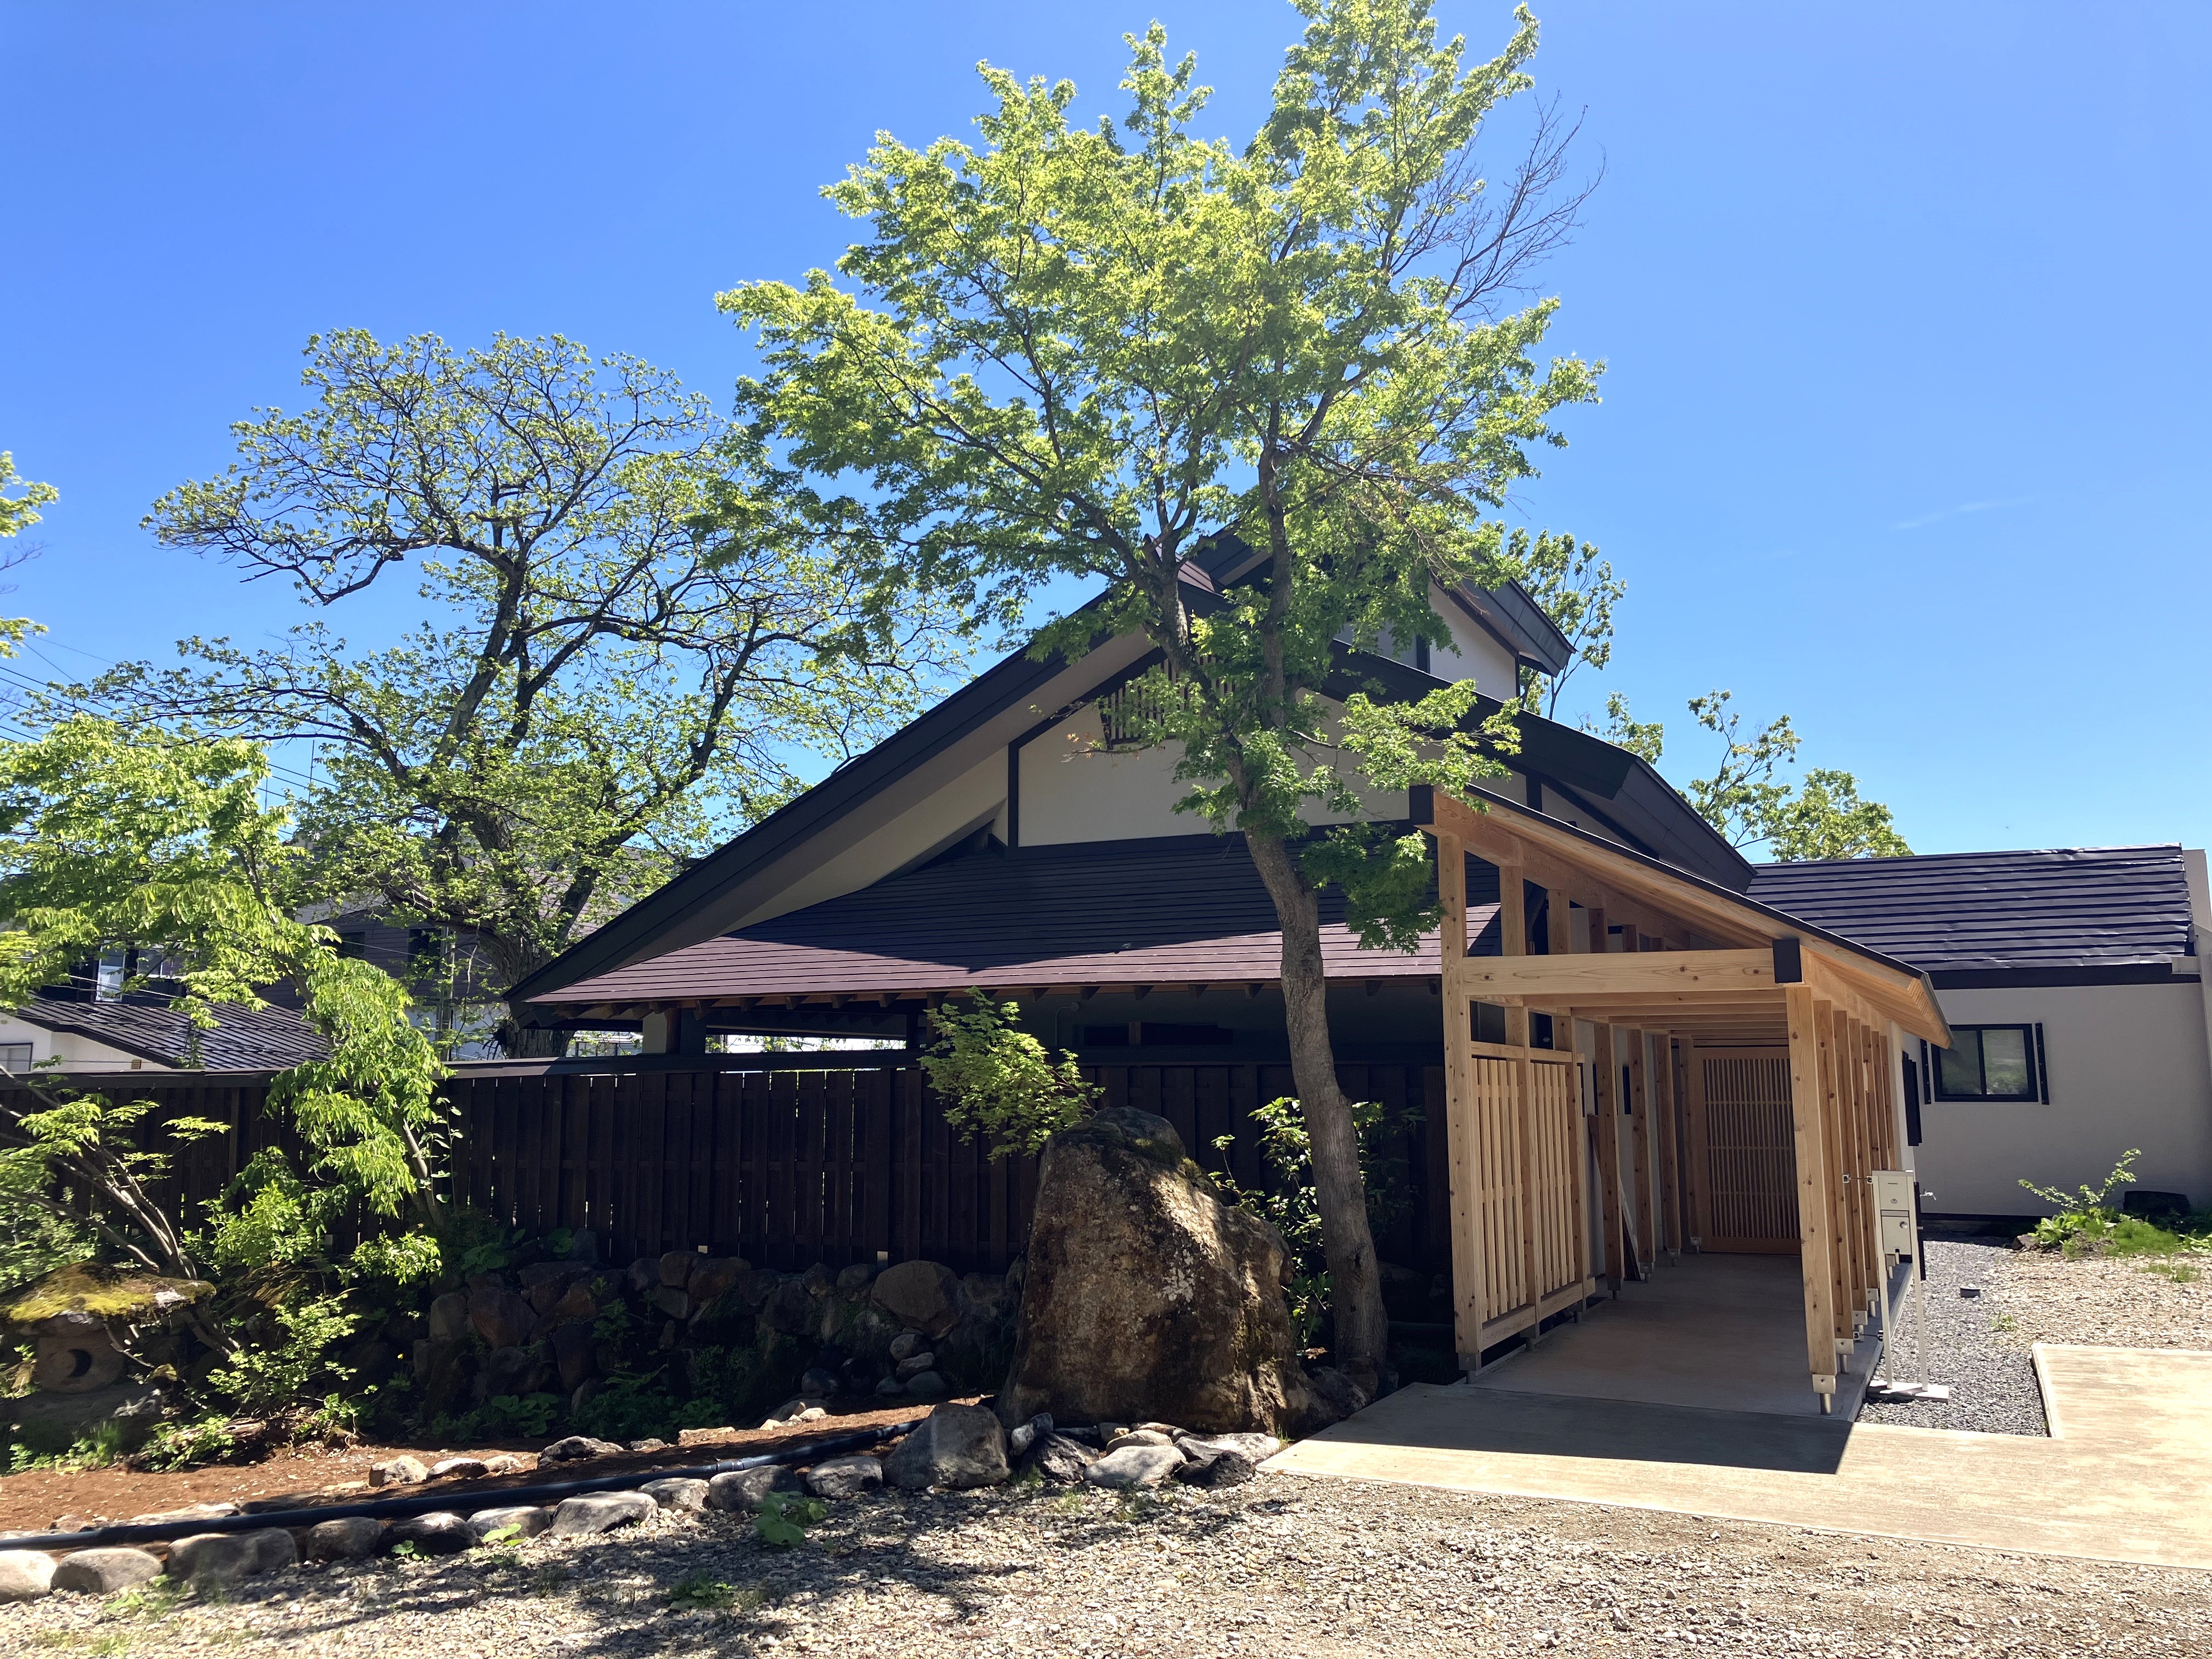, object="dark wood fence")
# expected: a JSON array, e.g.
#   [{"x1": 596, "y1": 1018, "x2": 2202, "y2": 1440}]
[{"x1": 8, "y1": 1060, "x2": 1448, "y2": 1277}]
